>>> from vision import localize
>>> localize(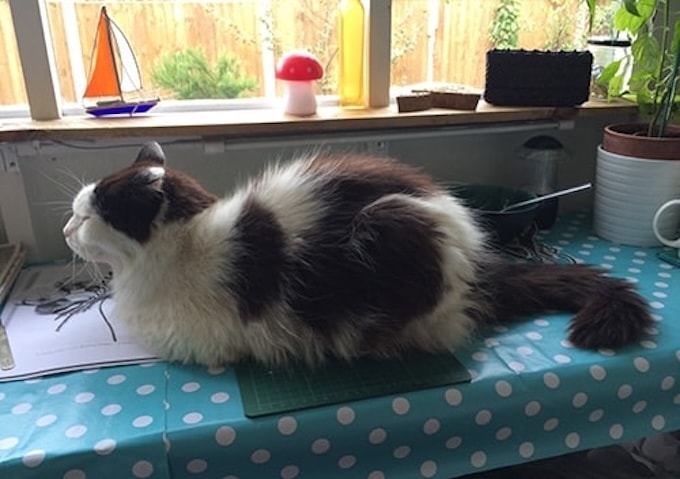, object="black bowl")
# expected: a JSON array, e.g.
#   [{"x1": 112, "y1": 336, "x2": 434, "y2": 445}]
[{"x1": 449, "y1": 184, "x2": 540, "y2": 244}]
